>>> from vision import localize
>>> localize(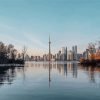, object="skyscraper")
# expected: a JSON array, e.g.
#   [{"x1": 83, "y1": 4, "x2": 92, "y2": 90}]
[
  {"x1": 61, "y1": 47, "x2": 66, "y2": 61},
  {"x1": 72, "y1": 45, "x2": 77, "y2": 60},
  {"x1": 61, "y1": 47, "x2": 66, "y2": 54},
  {"x1": 74, "y1": 45, "x2": 77, "y2": 60},
  {"x1": 67, "y1": 50, "x2": 74, "y2": 61},
  {"x1": 65, "y1": 47, "x2": 67, "y2": 61}
]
